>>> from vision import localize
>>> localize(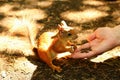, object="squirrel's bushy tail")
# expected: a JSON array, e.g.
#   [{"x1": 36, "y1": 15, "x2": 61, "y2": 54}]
[{"x1": 0, "y1": 15, "x2": 39, "y2": 56}]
